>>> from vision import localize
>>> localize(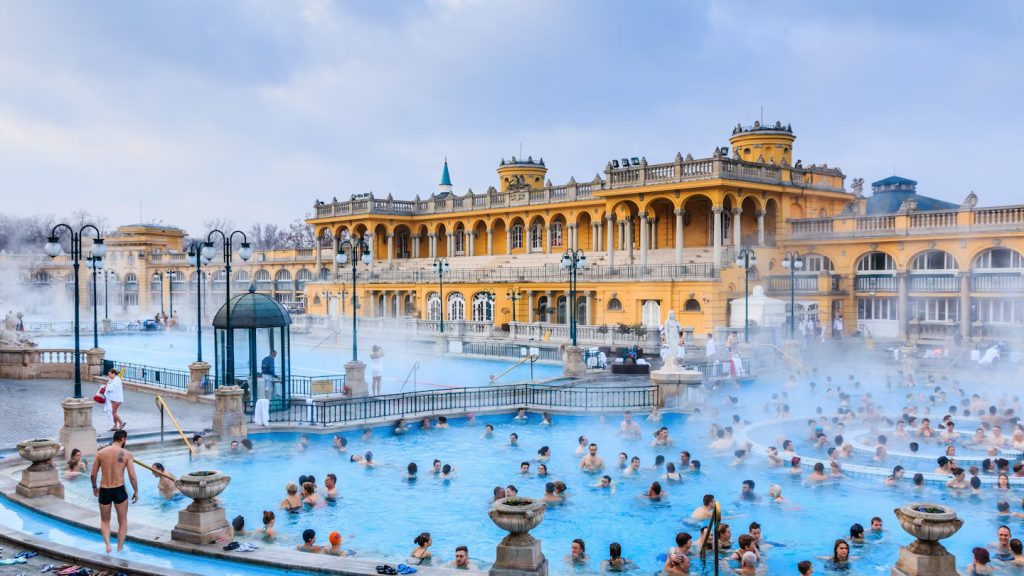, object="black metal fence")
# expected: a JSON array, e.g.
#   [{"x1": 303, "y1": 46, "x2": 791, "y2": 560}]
[
  {"x1": 103, "y1": 359, "x2": 192, "y2": 391},
  {"x1": 461, "y1": 341, "x2": 561, "y2": 362},
  {"x1": 290, "y1": 374, "x2": 348, "y2": 396},
  {"x1": 246, "y1": 383, "x2": 659, "y2": 426}
]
